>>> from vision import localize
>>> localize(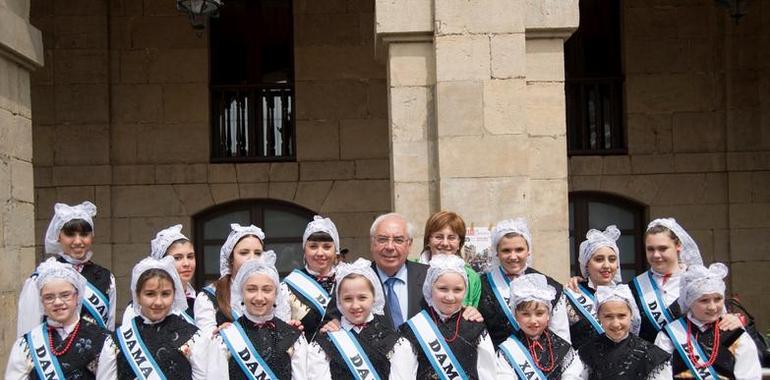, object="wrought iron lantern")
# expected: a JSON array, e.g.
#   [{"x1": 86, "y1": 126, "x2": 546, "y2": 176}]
[
  {"x1": 715, "y1": 0, "x2": 749, "y2": 24},
  {"x1": 177, "y1": 0, "x2": 223, "y2": 29}
]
